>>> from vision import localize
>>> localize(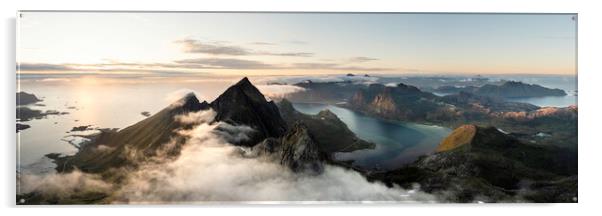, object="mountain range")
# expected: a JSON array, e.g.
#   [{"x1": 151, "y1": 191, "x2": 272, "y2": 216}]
[
  {"x1": 434, "y1": 81, "x2": 567, "y2": 98},
  {"x1": 32, "y1": 77, "x2": 577, "y2": 203}
]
